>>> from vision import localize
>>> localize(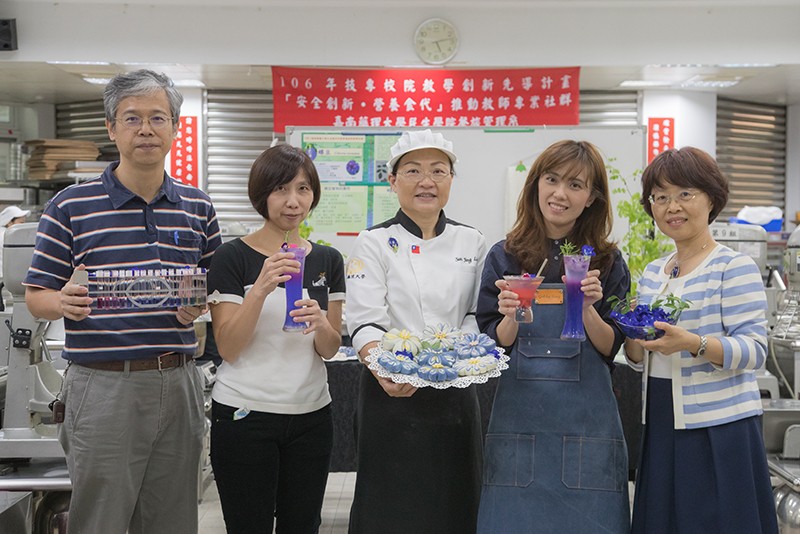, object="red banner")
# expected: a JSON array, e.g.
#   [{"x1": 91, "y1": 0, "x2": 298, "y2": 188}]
[
  {"x1": 647, "y1": 117, "x2": 674, "y2": 163},
  {"x1": 272, "y1": 67, "x2": 580, "y2": 132},
  {"x1": 170, "y1": 116, "x2": 198, "y2": 187}
]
